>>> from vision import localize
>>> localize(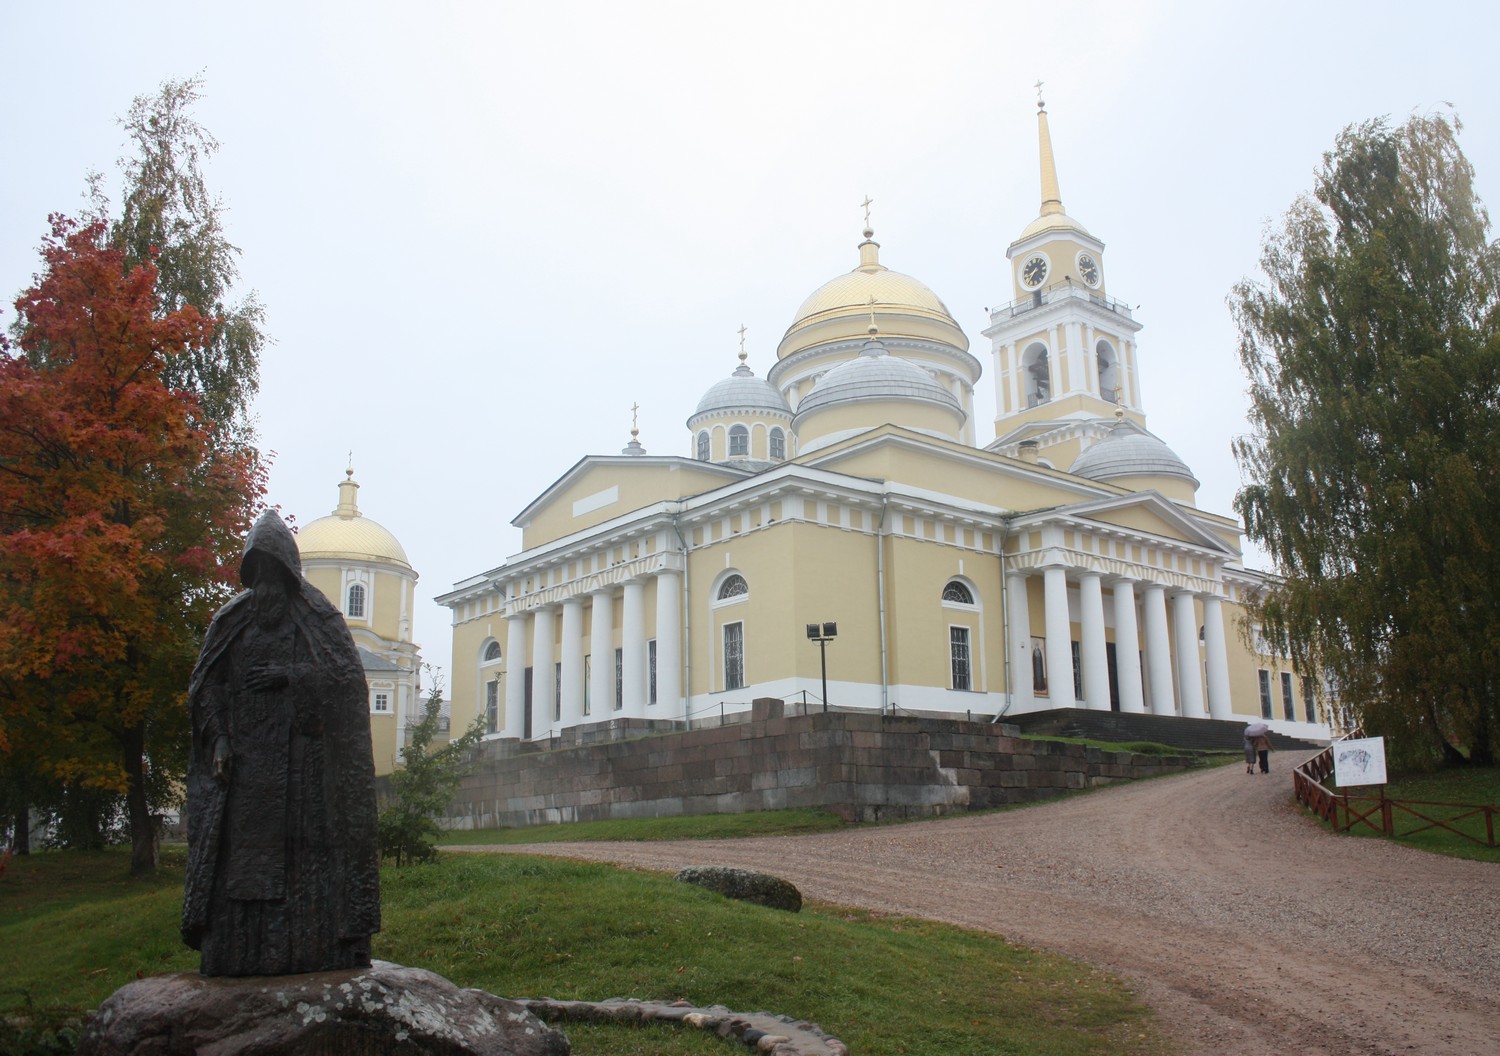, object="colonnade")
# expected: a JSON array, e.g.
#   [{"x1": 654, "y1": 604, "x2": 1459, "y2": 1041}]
[
  {"x1": 500, "y1": 570, "x2": 682, "y2": 738},
  {"x1": 1006, "y1": 565, "x2": 1232, "y2": 718}
]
